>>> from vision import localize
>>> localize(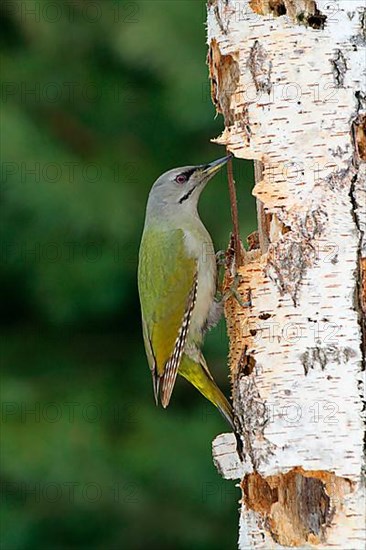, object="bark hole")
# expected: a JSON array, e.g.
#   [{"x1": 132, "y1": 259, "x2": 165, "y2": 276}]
[
  {"x1": 269, "y1": 1, "x2": 287, "y2": 16},
  {"x1": 352, "y1": 114, "x2": 366, "y2": 161},
  {"x1": 241, "y1": 468, "x2": 352, "y2": 546},
  {"x1": 239, "y1": 348, "x2": 257, "y2": 376},
  {"x1": 249, "y1": 0, "x2": 327, "y2": 29},
  {"x1": 249, "y1": 0, "x2": 287, "y2": 17},
  {"x1": 303, "y1": 8, "x2": 327, "y2": 30}
]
